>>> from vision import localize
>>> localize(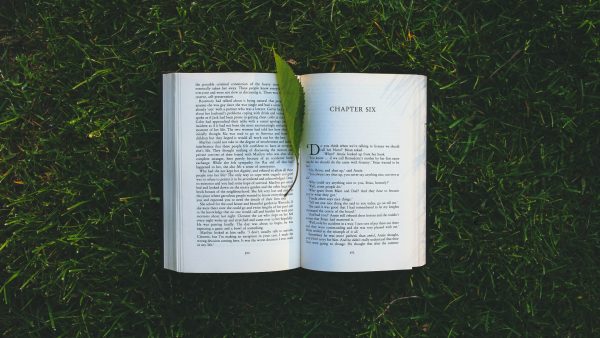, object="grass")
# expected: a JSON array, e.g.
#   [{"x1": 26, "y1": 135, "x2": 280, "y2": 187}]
[{"x1": 1, "y1": 0, "x2": 599, "y2": 336}]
